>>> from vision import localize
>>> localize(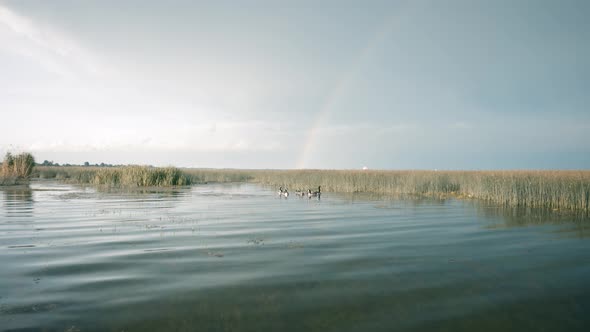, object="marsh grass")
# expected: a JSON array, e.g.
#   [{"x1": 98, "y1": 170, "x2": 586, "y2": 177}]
[
  {"x1": 36, "y1": 165, "x2": 191, "y2": 187},
  {"x1": 182, "y1": 168, "x2": 254, "y2": 183},
  {"x1": 248, "y1": 169, "x2": 590, "y2": 214},
  {"x1": 34, "y1": 166, "x2": 590, "y2": 214},
  {"x1": 36, "y1": 166, "x2": 252, "y2": 186},
  {"x1": 93, "y1": 166, "x2": 191, "y2": 186},
  {"x1": 0, "y1": 152, "x2": 35, "y2": 185}
]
